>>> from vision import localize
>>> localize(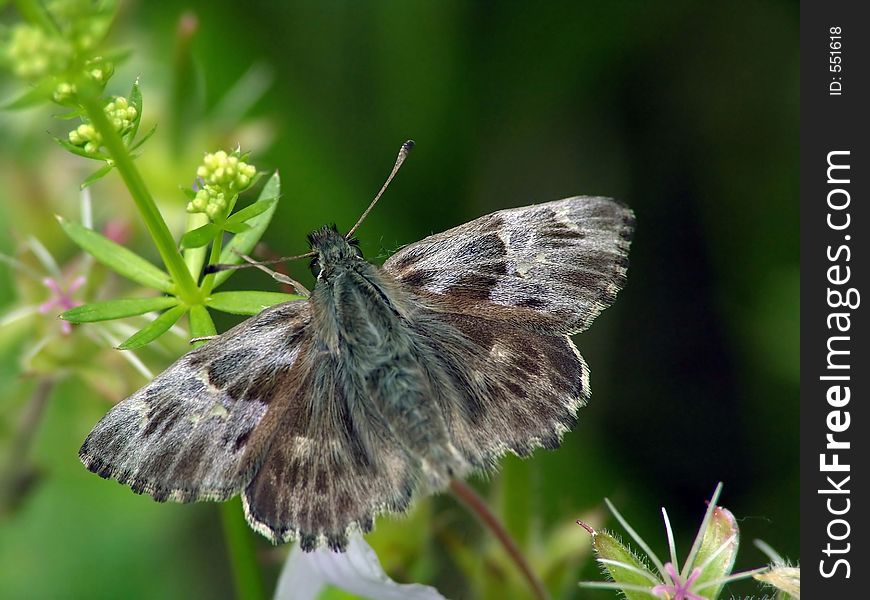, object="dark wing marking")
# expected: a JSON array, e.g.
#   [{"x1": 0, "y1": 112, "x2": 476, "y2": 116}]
[
  {"x1": 242, "y1": 349, "x2": 424, "y2": 551},
  {"x1": 79, "y1": 300, "x2": 311, "y2": 503},
  {"x1": 383, "y1": 197, "x2": 634, "y2": 334},
  {"x1": 408, "y1": 304, "x2": 588, "y2": 468}
]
